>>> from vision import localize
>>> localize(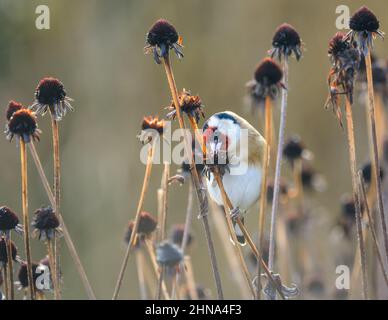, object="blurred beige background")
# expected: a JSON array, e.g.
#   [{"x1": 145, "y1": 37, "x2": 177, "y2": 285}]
[{"x1": 0, "y1": 0, "x2": 387, "y2": 299}]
